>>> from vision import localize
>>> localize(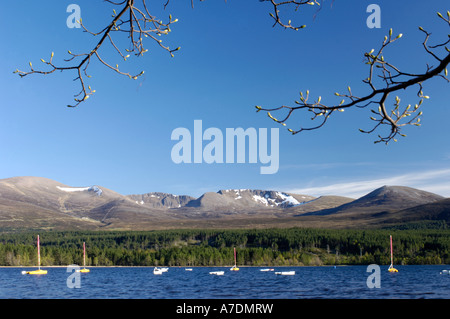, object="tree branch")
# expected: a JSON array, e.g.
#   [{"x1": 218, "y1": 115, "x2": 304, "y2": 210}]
[
  {"x1": 257, "y1": 12, "x2": 450, "y2": 144},
  {"x1": 15, "y1": 0, "x2": 180, "y2": 107}
]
